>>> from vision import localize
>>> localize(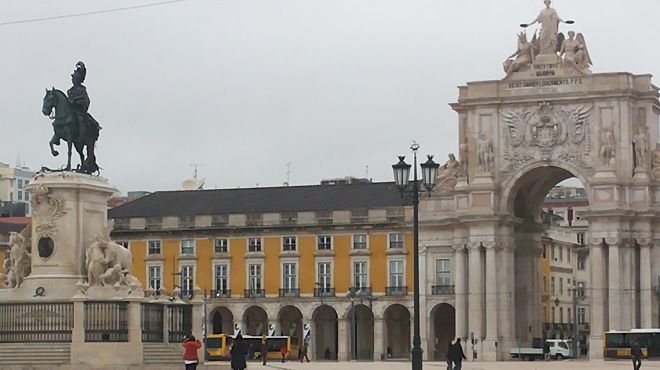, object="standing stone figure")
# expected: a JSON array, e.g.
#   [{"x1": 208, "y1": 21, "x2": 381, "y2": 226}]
[
  {"x1": 599, "y1": 127, "x2": 616, "y2": 166},
  {"x1": 522, "y1": 0, "x2": 570, "y2": 56},
  {"x1": 477, "y1": 133, "x2": 494, "y2": 173},
  {"x1": 634, "y1": 125, "x2": 649, "y2": 168}
]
